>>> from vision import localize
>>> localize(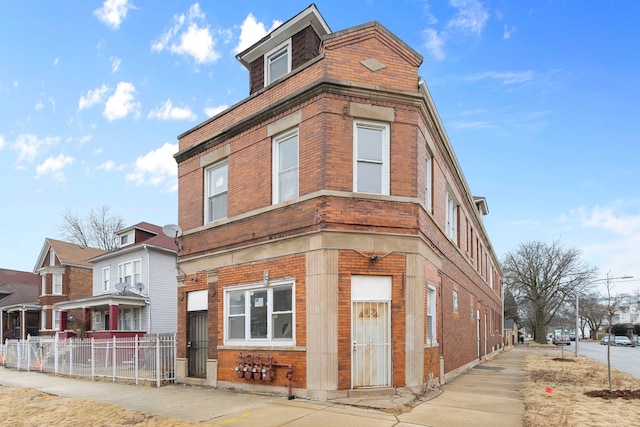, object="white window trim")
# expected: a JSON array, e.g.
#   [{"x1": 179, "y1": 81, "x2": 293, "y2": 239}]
[
  {"x1": 452, "y1": 290, "x2": 458, "y2": 313},
  {"x1": 426, "y1": 285, "x2": 437, "y2": 345},
  {"x1": 425, "y1": 153, "x2": 433, "y2": 212},
  {"x1": 264, "y1": 40, "x2": 292, "y2": 86},
  {"x1": 446, "y1": 189, "x2": 458, "y2": 243},
  {"x1": 52, "y1": 274, "x2": 63, "y2": 295},
  {"x1": 119, "y1": 231, "x2": 134, "y2": 247},
  {"x1": 102, "y1": 266, "x2": 110, "y2": 292},
  {"x1": 41, "y1": 309, "x2": 47, "y2": 330},
  {"x1": 118, "y1": 259, "x2": 142, "y2": 286},
  {"x1": 53, "y1": 310, "x2": 60, "y2": 331},
  {"x1": 204, "y1": 160, "x2": 228, "y2": 224},
  {"x1": 41, "y1": 275, "x2": 46, "y2": 296},
  {"x1": 272, "y1": 128, "x2": 299, "y2": 204},
  {"x1": 353, "y1": 119, "x2": 390, "y2": 195},
  {"x1": 224, "y1": 280, "x2": 295, "y2": 347}
]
